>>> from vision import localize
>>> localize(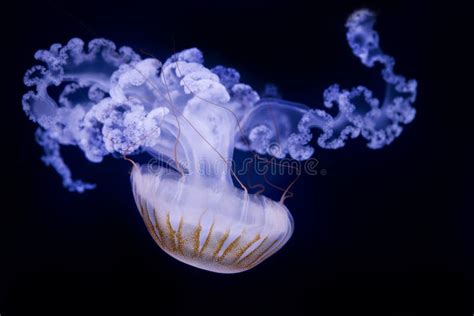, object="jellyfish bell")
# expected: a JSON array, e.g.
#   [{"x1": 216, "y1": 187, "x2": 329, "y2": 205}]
[
  {"x1": 22, "y1": 10, "x2": 416, "y2": 273},
  {"x1": 131, "y1": 164, "x2": 293, "y2": 273}
]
